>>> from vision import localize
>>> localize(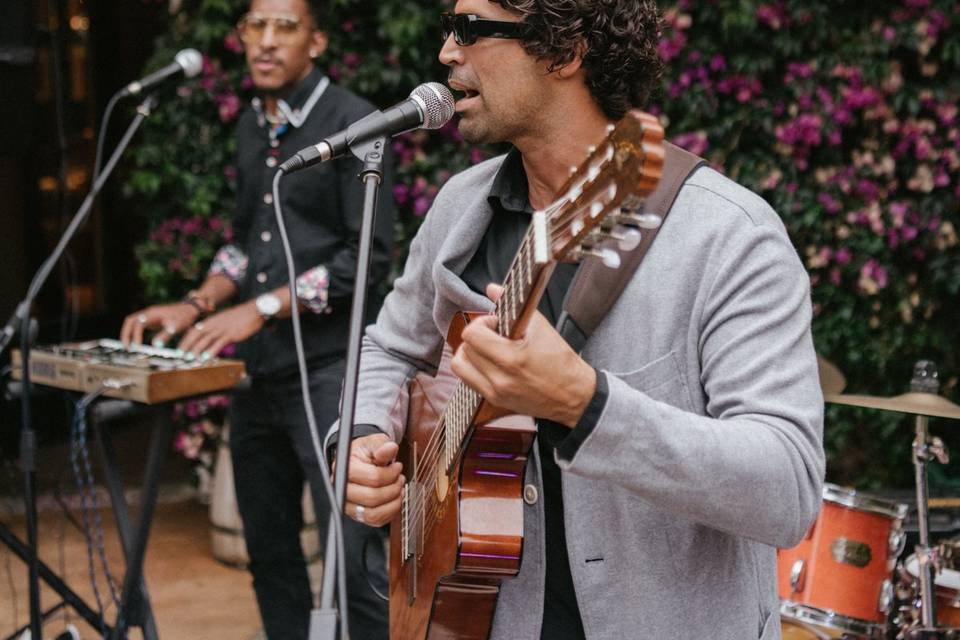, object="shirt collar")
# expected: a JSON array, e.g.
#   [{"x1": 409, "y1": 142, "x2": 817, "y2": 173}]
[
  {"x1": 251, "y1": 66, "x2": 330, "y2": 129},
  {"x1": 488, "y1": 147, "x2": 532, "y2": 214}
]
